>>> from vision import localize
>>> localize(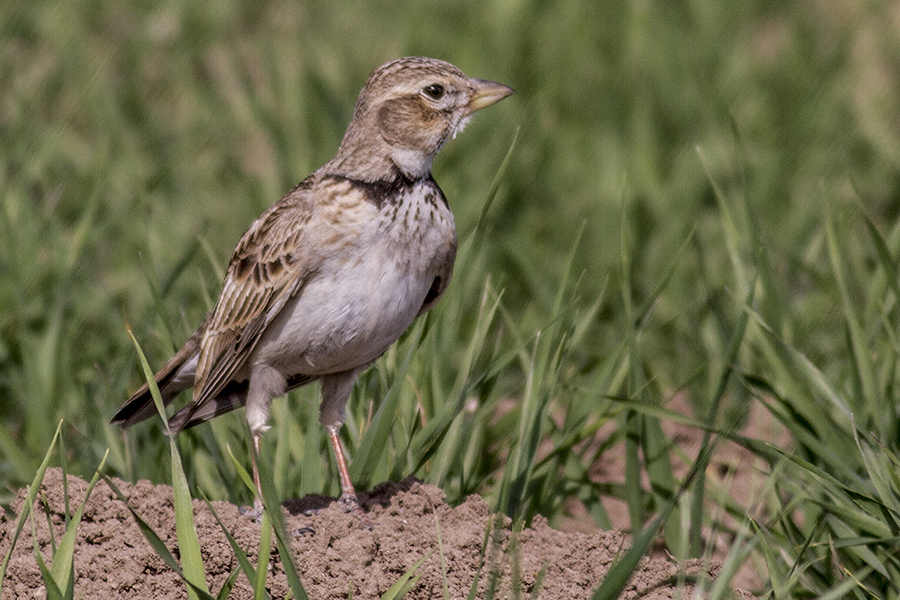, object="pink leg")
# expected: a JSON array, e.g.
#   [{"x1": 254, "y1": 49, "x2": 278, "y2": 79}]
[
  {"x1": 326, "y1": 424, "x2": 372, "y2": 528},
  {"x1": 251, "y1": 433, "x2": 263, "y2": 511}
]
